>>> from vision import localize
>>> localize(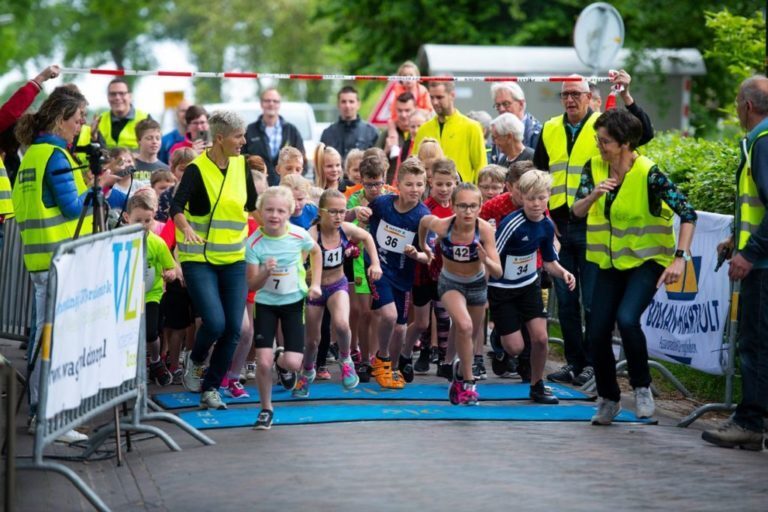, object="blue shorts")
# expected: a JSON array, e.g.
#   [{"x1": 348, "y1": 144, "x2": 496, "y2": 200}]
[{"x1": 370, "y1": 276, "x2": 411, "y2": 325}]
